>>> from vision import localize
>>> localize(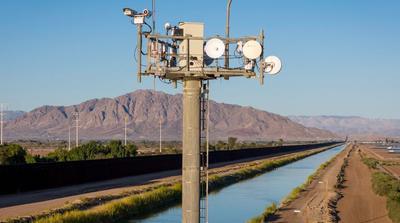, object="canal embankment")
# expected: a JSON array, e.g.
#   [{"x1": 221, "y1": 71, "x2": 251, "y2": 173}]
[
  {"x1": 252, "y1": 143, "x2": 351, "y2": 223},
  {"x1": 336, "y1": 144, "x2": 392, "y2": 223},
  {"x1": 131, "y1": 144, "x2": 345, "y2": 223}
]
